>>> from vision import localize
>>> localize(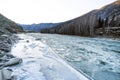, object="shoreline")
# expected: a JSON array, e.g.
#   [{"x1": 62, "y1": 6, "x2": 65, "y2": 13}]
[{"x1": 0, "y1": 34, "x2": 22, "y2": 80}]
